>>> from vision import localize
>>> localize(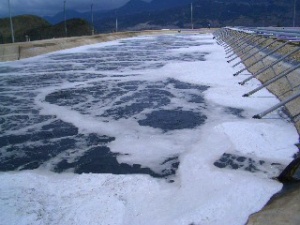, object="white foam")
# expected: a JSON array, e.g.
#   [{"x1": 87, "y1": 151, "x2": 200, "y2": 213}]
[{"x1": 0, "y1": 33, "x2": 298, "y2": 225}]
